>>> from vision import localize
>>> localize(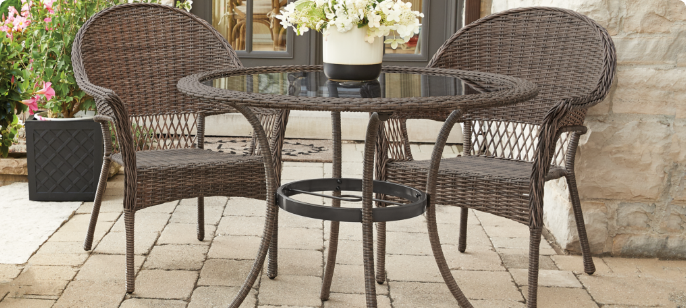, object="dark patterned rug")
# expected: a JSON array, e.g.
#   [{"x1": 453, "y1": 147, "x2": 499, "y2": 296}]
[{"x1": 204, "y1": 137, "x2": 333, "y2": 162}]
